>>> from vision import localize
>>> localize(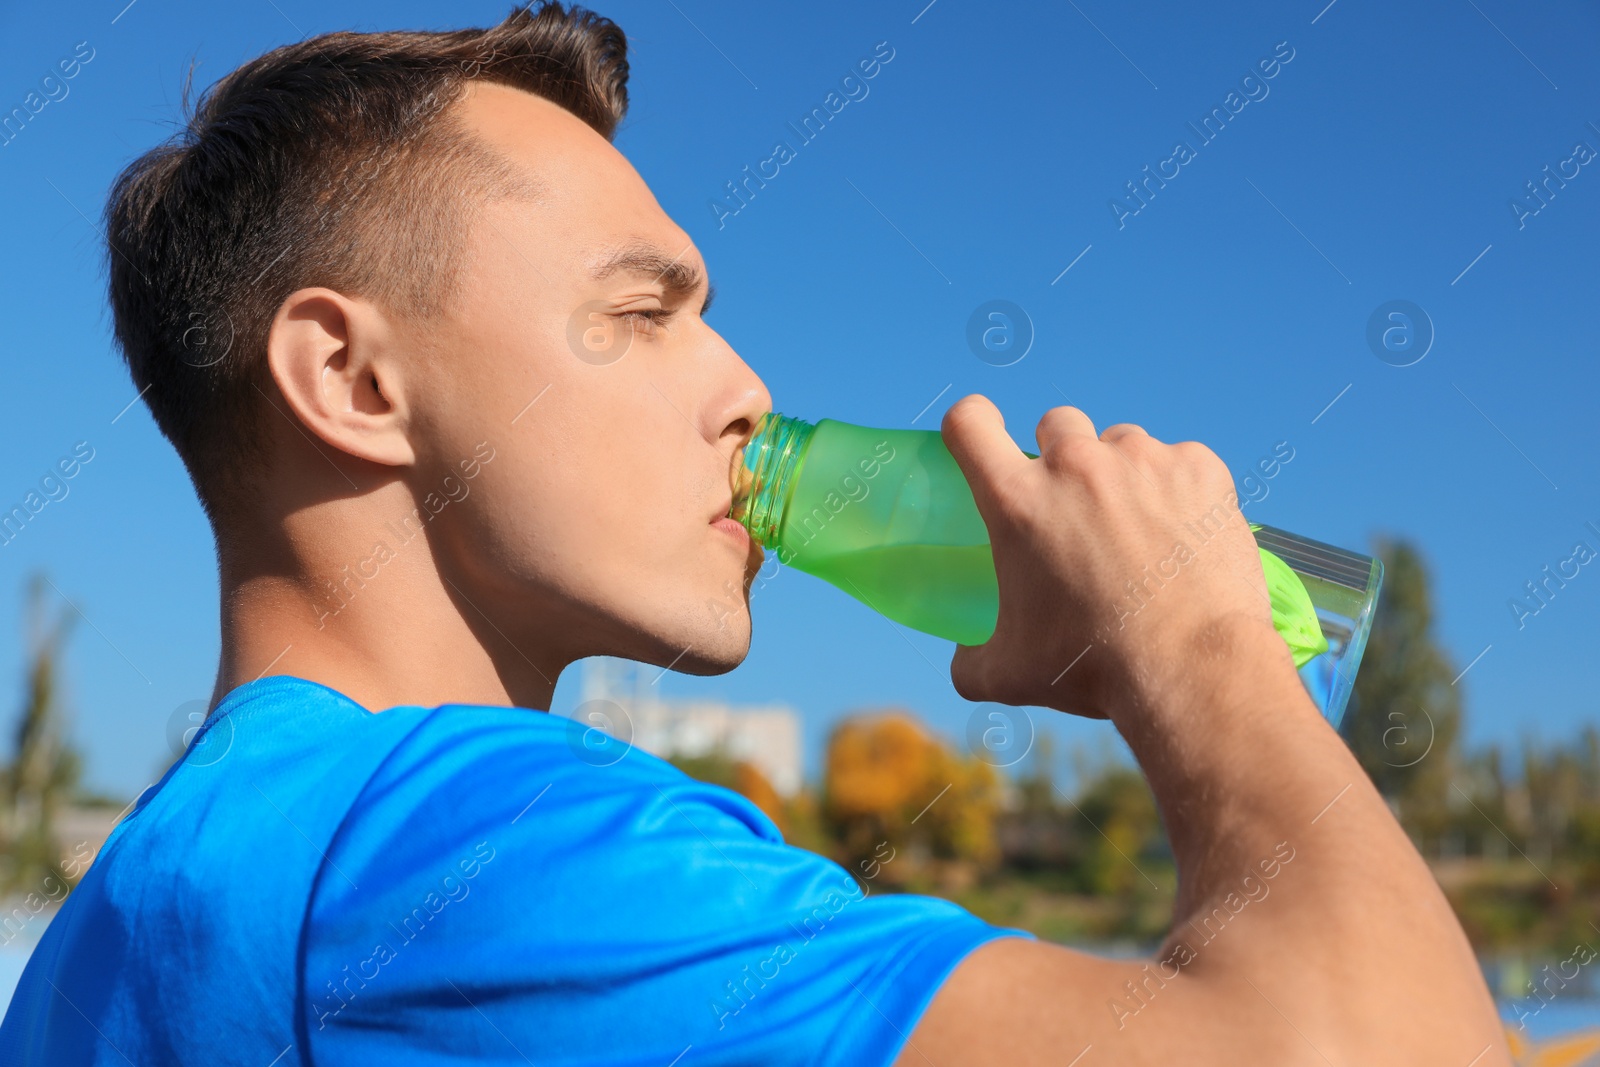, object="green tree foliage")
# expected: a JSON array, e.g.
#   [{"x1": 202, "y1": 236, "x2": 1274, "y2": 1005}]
[
  {"x1": 1519, "y1": 727, "x2": 1600, "y2": 865},
  {"x1": 1069, "y1": 766, "x2": 1166, "y2": 899},
  {"x1": 1337, "y1": 538, "x2": 1600, "y2": 955},
  {"x1": 0, "y1": 574, "x2": 83, "y2": 895},
  {"x1": 1344, "y1": 538, "x2": 1463, "y2": 843},
  {"x1": 972, "y1": 744, "x2": 1175, "y2": 943}
]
